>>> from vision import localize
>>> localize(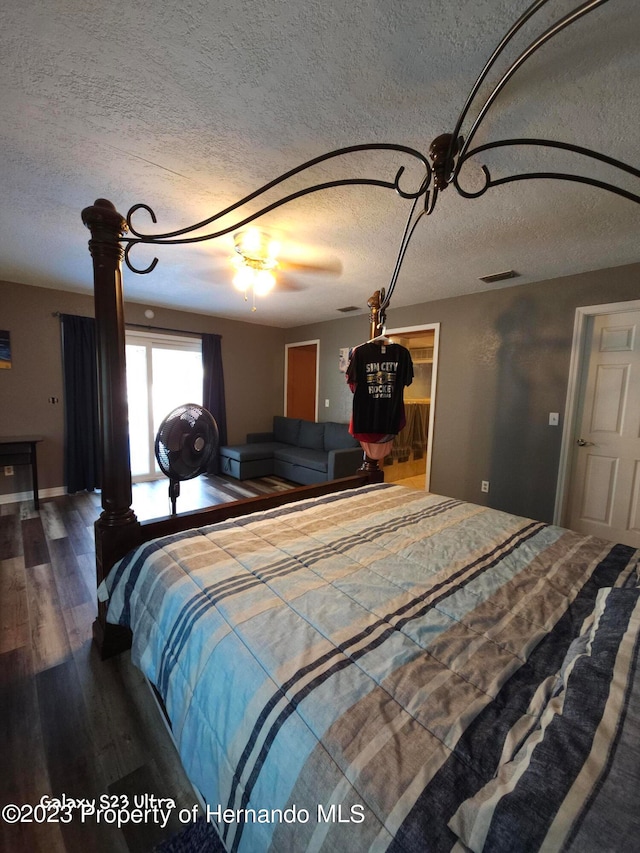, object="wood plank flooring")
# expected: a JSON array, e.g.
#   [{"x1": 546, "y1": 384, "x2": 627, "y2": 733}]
[{"x1": 0, "y1": 473, "x2": 297, "y2": 853}]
